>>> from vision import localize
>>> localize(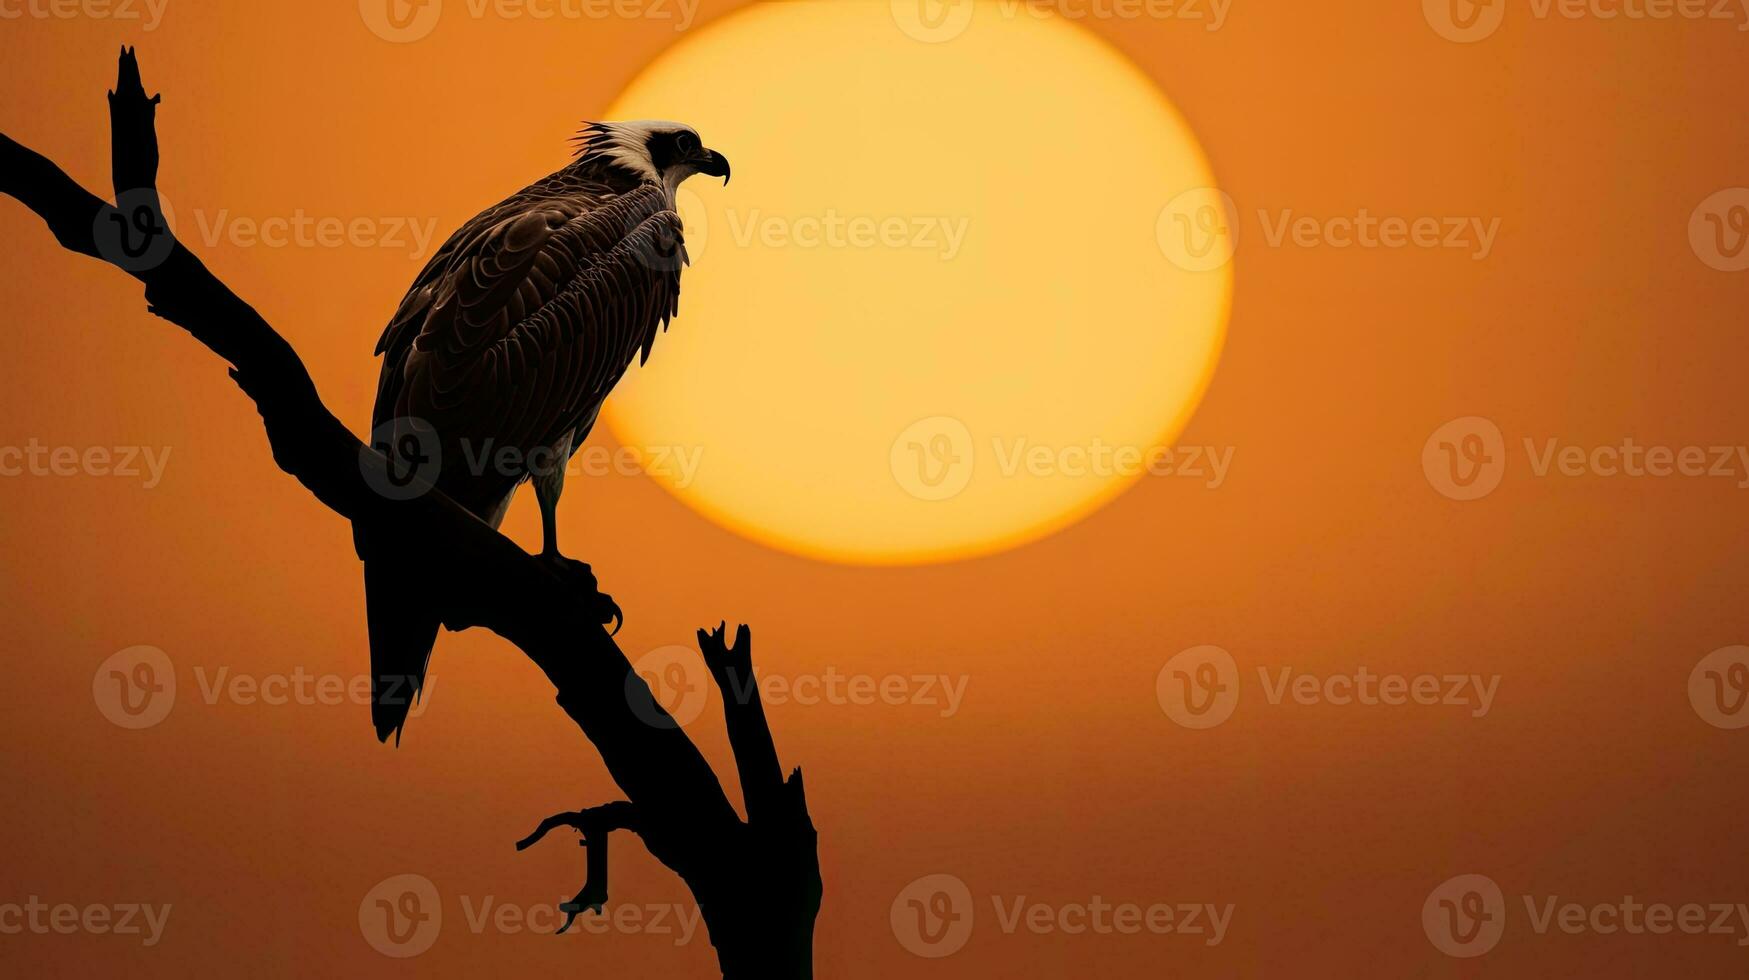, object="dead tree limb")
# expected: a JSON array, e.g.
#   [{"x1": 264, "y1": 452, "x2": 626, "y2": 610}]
[{"x1": 0, "y1": 48, "x2": 819, "y2": 978}]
